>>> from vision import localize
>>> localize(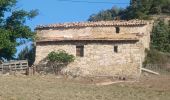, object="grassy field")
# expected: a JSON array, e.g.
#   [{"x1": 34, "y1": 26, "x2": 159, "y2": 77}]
[{"x1": 0, "y1": 75, "x2": 170, "y2": 100}]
